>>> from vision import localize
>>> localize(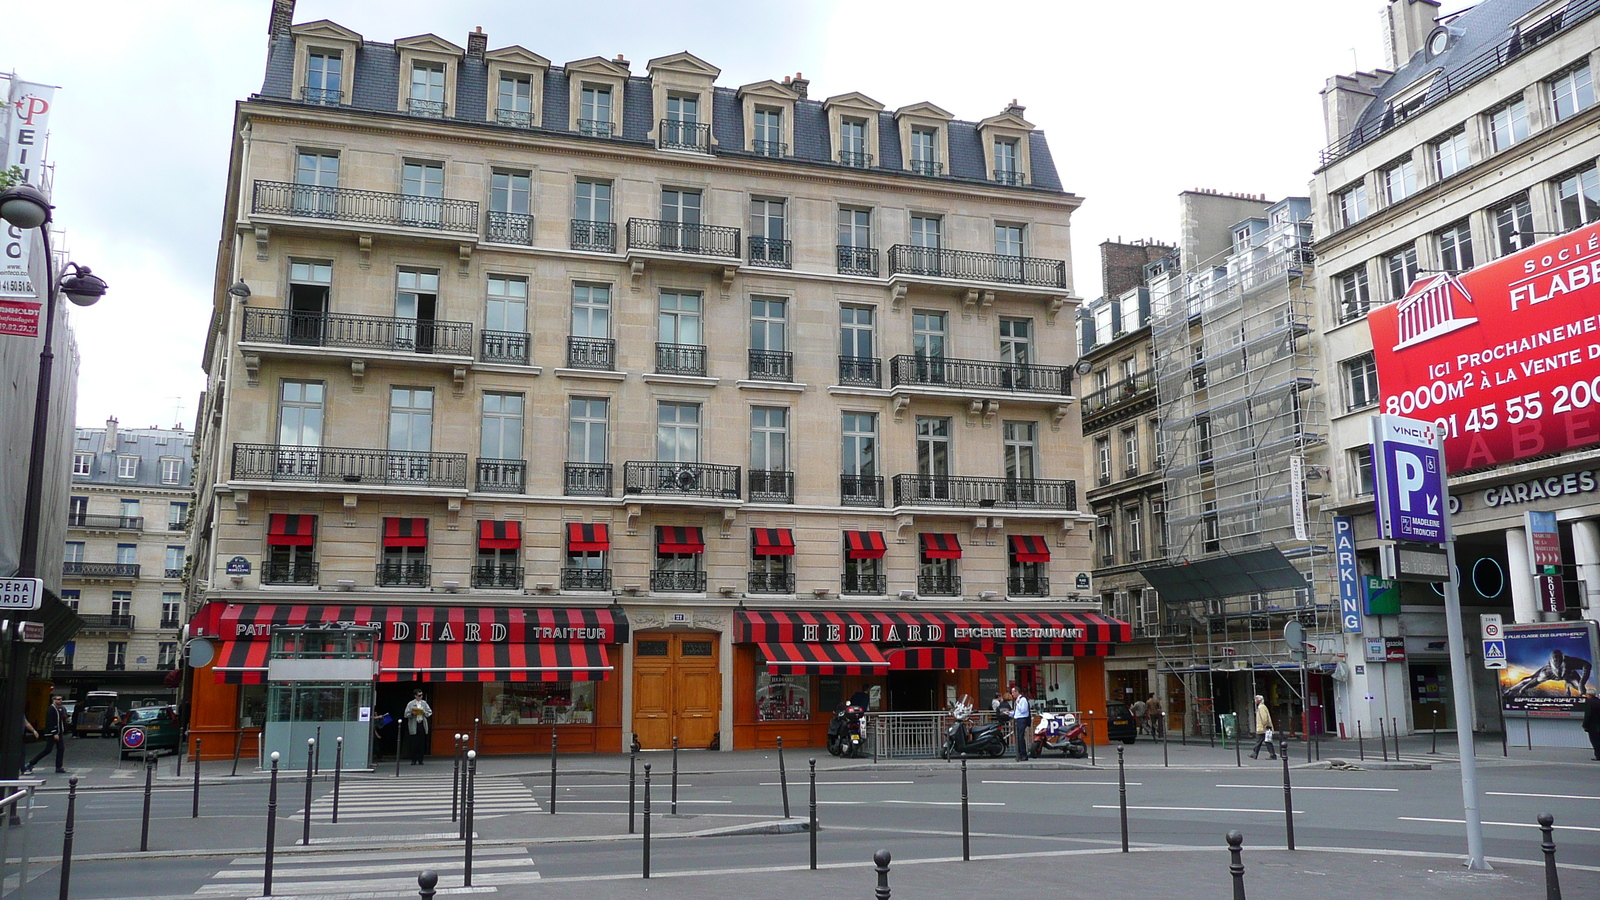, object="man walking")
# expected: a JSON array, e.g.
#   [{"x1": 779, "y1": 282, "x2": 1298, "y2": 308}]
[
  {"x1": 1582, "y1": 693, "x2": 1600, "y2": 761},
  {"x1": 1011, "y1": 685, "x2": 1031, "y2": 762},
  {"x1": 403, "y1": 689, "x2": 432, "y2": 765},
  {"x1": 25, "y1": 696, "x2": 68, "y2": 774},
  {"x1": 1249, "y1": 694, "x2": 1277, "y2": 760},
  {"x1": 1130, "y1": 696, "x2": 1147, "y2": 735}
]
